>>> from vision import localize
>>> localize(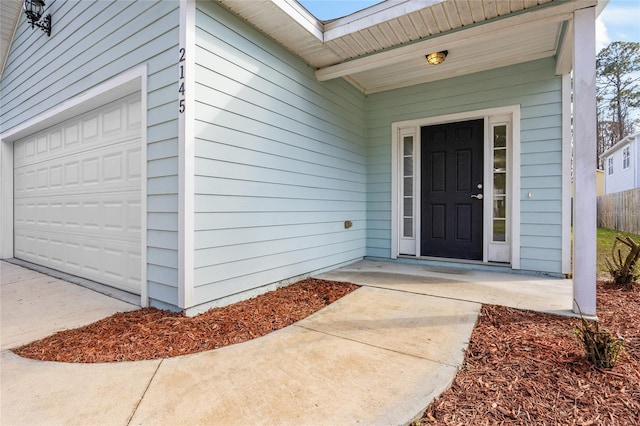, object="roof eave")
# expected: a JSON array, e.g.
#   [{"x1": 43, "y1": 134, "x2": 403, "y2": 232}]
[{"x1": 602, "y1": 131, "x2": 640, "y2": 158}]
